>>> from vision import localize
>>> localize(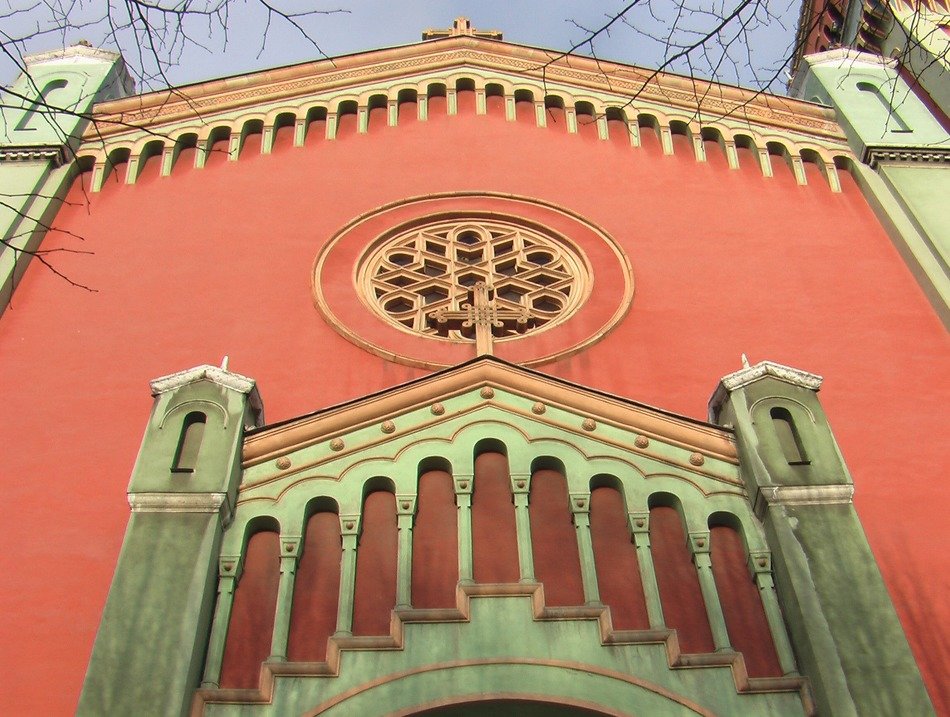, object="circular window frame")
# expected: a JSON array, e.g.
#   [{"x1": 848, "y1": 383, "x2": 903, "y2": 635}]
[
  {"x1": 356, "y1": 213, "x2": 593, "y2": 343},
  {"x1": 313, "y1": 192, "x2": 634, "y2": 369}
]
